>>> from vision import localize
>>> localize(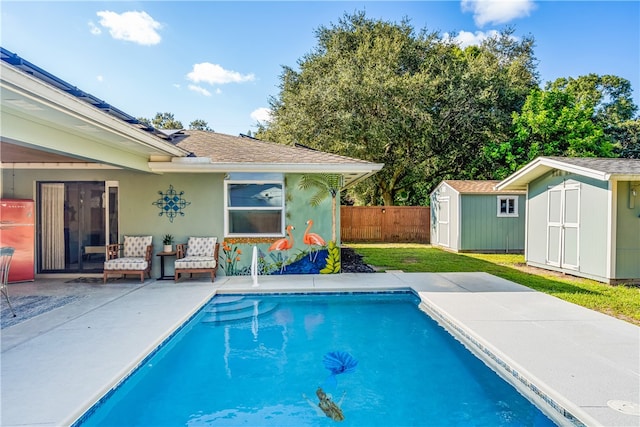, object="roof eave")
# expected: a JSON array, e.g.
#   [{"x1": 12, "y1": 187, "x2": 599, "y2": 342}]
[
  {"x1": 148, "y1": 160, "x2": 383, "y2": 173},
  {"x1": 1, "y1": 62, "x2": 189, "y2": 158},
  {"x1": 496, "y1": 157, "x2": 611, "y2": 191},
  {"x1": 148, "y1": 160, "x2": 384, "y2": 187}
]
